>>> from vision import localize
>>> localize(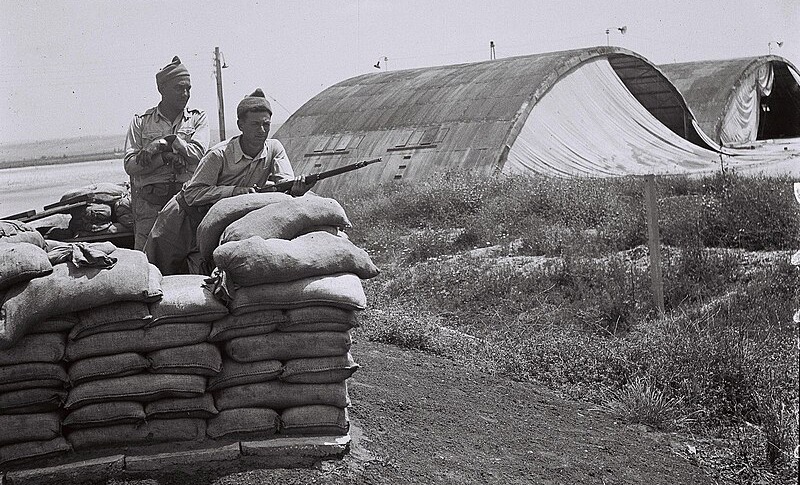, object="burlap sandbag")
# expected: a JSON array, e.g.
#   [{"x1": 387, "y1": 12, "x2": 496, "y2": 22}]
[
  {"x1": 226, "y1": 331, "x2": 352, "y2": 363},
  {"x1": 67, "y1": 418, "x2": 206, "y2": 451},
  {"x1": 0, "y1": 437, "x2": 71, "y2": 467},
  {"x1": 0, "y1": 363, "x2": 68, "y2": 393},
  {"x1": 0, "y1": 332, "x2": 65, "y2": 366},
  {"x1": 145, "y1": 263, "x2": 164, "y2": 303},
  {"x1": 280, "y1": 306, "x2": 359, "y2": 333},
  {"x1": 209, "y1": 310, "x2": 285, "y2": 342},
  {"x1": 214, "y1": 381, "x2": 350, "y2": 411},
  {"x1": 207, "y1": 359, "x2": 283, "y2": 392},
  {"x1": 0, "y1": 220, "x2": 46, "y2": 248},
  {"x1": 62, "y1": 401, "x2": 145, "y2": 429},
  {"x1": 31, "y1": 313, "x2": 78, "y2": 334},
  {"x1": 65, "y1": 373, "x2": 206, "y2": 410},
  {"x1": 214, "y1": 232, "x2": 379, "y2": 286},
  {"x1": 229, "y1": 273, "x2": 366, "y2": 315},
  {"x1": 144, "y1": 394, "x2": 218, "y2": 419},
  {"x1": 0, "y1": 412, "x2": 61, "y2": 446},
  {"x1": 0, "y1": 243, "x2": 52, "y2": 291},
  {"x1": 0, "y1": 248, "x2": 154, "y2": 349},
  {"x1": 147, "y1": 343, "x2": 222, "y2": 376},
  {"x1": 68, "y1": 352, "x2": 150, "y2": 385},
  {"x1": 60, "y1": 182, "x2": 128, "y2": 205},
  {"x1": 148, "y1": 274, "x2": 229, "y2": 325},
  {"x1": 206, "y1": 408, "x2": 279, "y2": 440},
  {"x1": 280, "y1": 353, "x2": 359, "y2": 384},
  {"x1": 71, "y1": 301, "x2": 152, "y2": 341},
  {"x1": 197, "y1": 192, "x2": 292, "y2": 265},
  {"x1": 280, "y1": 405, "x2": 349, "y2": 436},
  {"x1": 65, "y1": 323, "x2": 211, "y2": 361},
  {"x1": 221, "y1": 195, "x2": 351, "y2": 246},
  {"x1": 0, "y1": 388, "x2": 67, "y2": 414}
]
